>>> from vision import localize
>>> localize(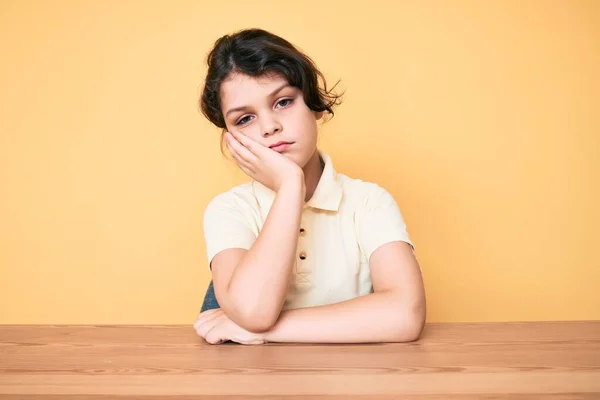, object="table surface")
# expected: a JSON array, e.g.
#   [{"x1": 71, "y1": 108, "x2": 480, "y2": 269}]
[{"x1": 1, "y1": 321, "x2": 599, "y2": 399}]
